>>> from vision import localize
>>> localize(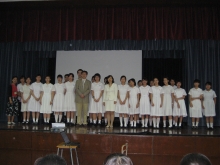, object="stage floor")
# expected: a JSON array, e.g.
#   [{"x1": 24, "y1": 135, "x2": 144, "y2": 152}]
[{"x1": 1, "y1": 122, "x2": 220, "y2": 137}]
